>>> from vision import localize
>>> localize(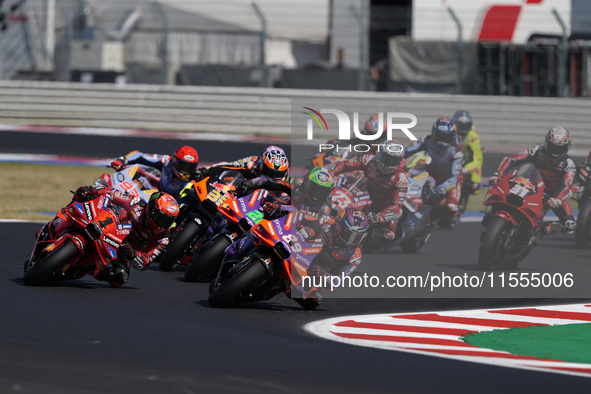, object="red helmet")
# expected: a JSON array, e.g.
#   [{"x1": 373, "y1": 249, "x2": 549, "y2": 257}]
[
  {"x1": 172, "y1": 146, "x2": 199, "y2": 181},
  {"x1": 144, "y1": 192, "x2": 179, "y2": 231}
]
